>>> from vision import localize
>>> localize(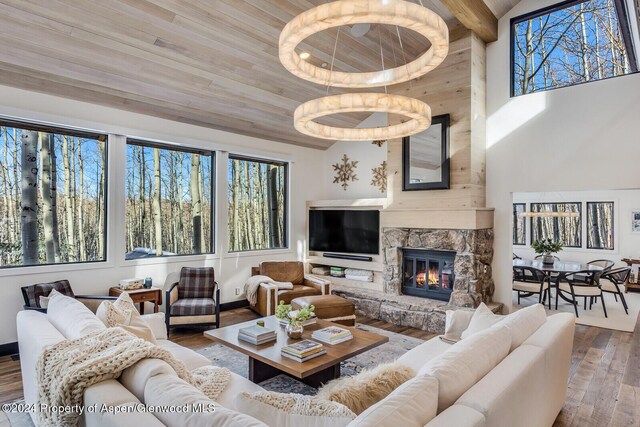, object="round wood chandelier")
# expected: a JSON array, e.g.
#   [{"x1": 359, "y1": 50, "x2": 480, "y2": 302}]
[
  {"x1": 279, "y1": 0, "x2": 449, "y2": 88},
  {"x1": 294, "y1": 93, "x2": 431, "y2": 141}
]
